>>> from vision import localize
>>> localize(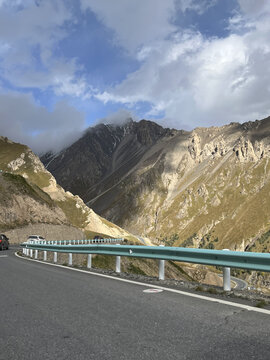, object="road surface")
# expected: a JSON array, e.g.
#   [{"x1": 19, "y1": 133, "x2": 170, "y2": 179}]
[
  {"x1": 231, "y1": 276, "x2": 248, "y2": 290},
  {"x1": 1, "y1": 249, "x2": 270, "y2": 360},
  {"x1": 218, "y1": 274, "x2": 248, "y2": 290}
]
